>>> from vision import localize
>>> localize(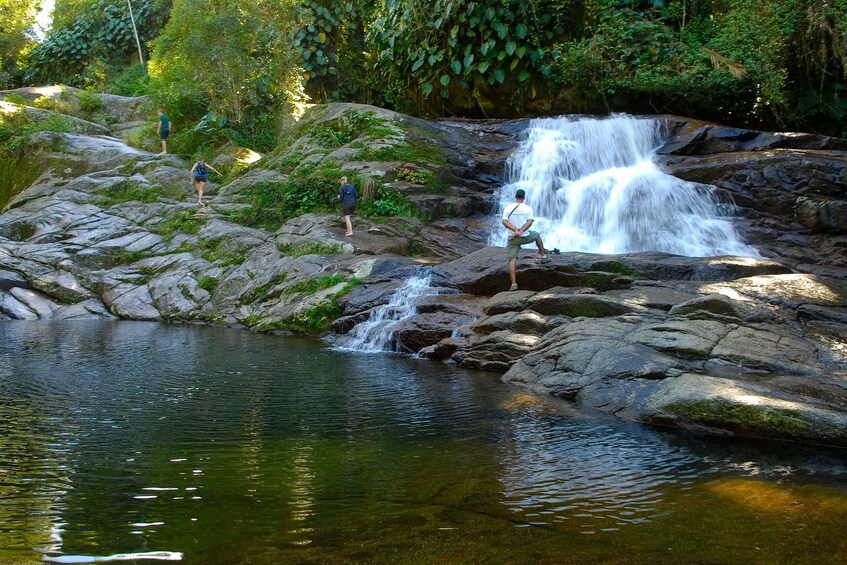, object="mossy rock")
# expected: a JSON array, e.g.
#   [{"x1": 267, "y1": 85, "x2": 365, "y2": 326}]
[{"x1": 661, "y1": 398, "x2": 847, "y2": 445}]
